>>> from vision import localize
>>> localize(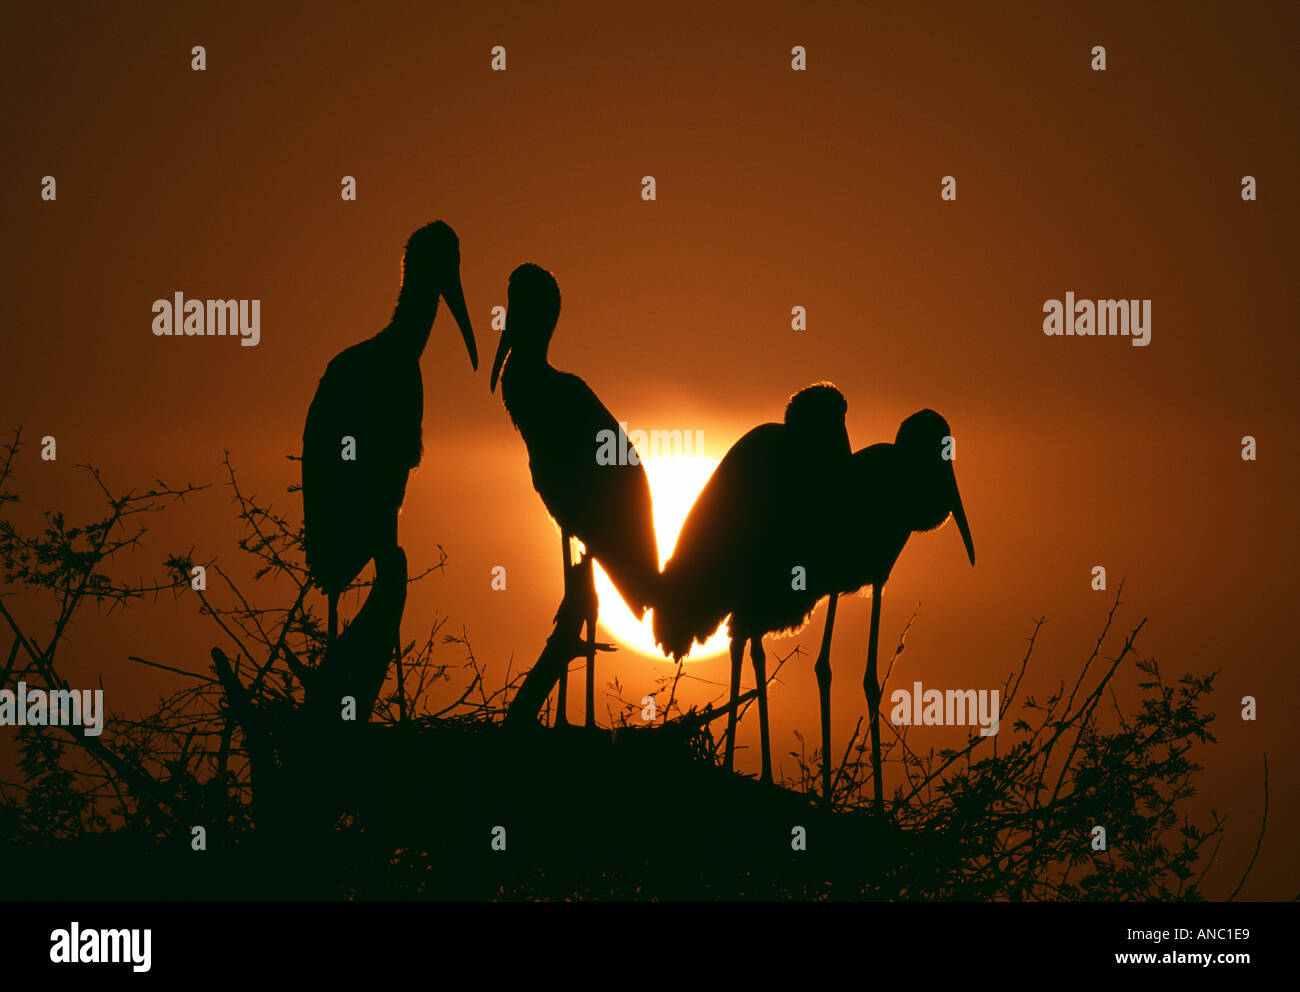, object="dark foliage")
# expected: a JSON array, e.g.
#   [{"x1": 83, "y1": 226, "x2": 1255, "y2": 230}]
[{"x1": 0, "y1": 430, "x2": 1265, "y2": 900}]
